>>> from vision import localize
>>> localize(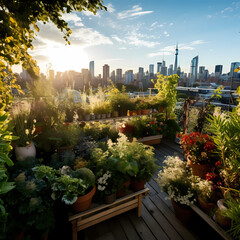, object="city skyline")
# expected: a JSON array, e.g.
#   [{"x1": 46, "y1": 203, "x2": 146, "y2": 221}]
[{"x1": 13, "y1": 0, "x2": 240, "y2": 76}]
